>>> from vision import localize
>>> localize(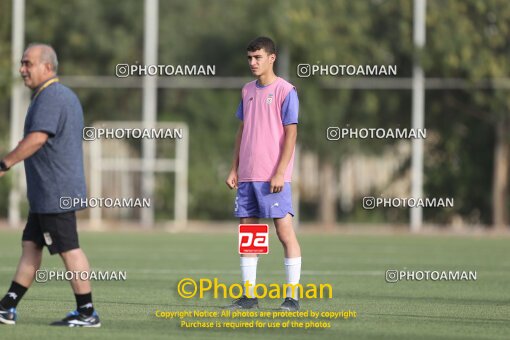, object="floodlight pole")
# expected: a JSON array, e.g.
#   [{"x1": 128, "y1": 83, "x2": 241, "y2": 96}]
[
  {"x1": 277, "y1": 45, "x2": 300, "y2": 229},
  {"x1": 141, "y1": 0, "x2": 159, "y2": 228},
  {"x1": 8, "y1": 0, "x2": 26, "y2": 228},
  {"x1": 411, "y1": 0, "x2": 426, "y2": 232}
]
